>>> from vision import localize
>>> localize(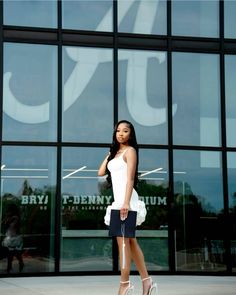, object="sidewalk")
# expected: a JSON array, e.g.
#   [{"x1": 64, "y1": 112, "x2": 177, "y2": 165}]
[{"x1": 0, "y1": 275, "x2": 236, "y2": 295}]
